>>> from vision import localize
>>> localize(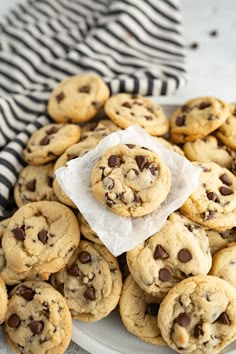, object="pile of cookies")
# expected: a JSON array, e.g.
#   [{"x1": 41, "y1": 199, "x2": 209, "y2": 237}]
[{"x1": 0, "y1": 73, "x2": 236, "y2": 354}]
